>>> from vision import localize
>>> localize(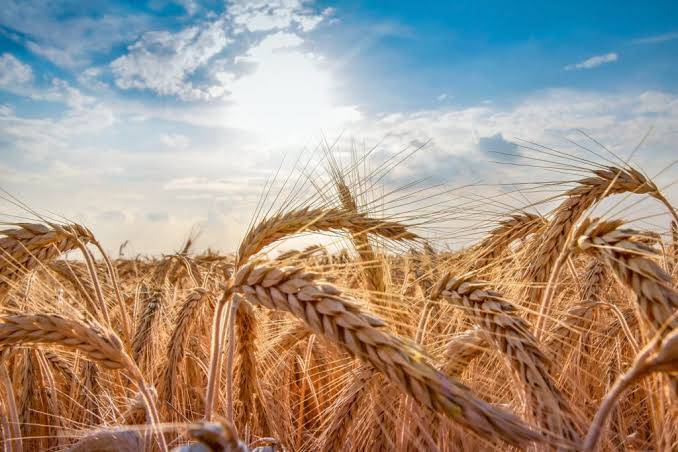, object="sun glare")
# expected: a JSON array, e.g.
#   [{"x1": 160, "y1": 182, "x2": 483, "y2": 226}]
[{"x1": 227, "y1": 51, "x2": 360, "y2": 144}]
